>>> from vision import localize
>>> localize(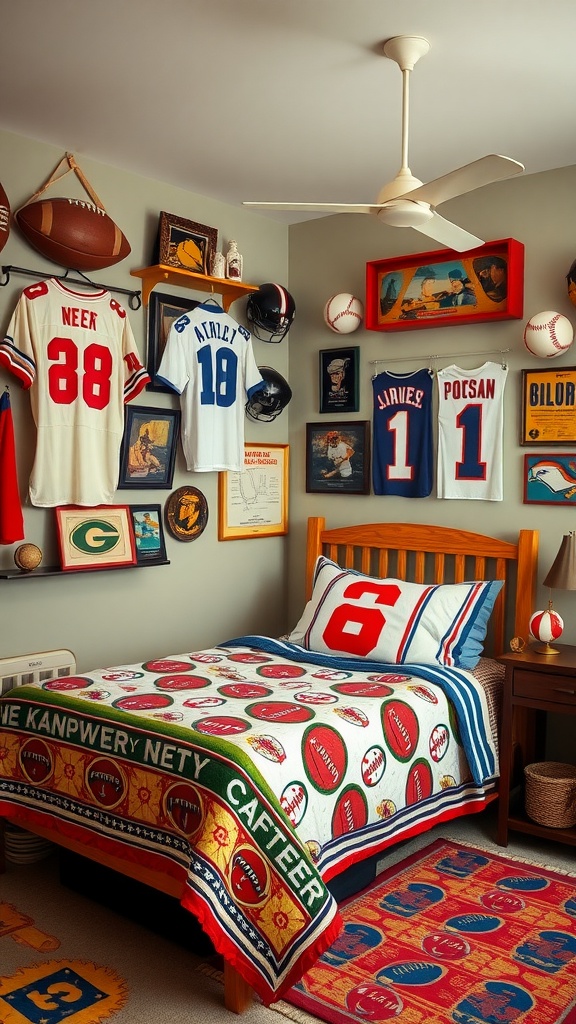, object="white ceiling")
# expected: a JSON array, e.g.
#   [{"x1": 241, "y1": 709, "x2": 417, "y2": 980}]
[{"x1": 2, "y1": 0, "x2": 576, "y2": 224}]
